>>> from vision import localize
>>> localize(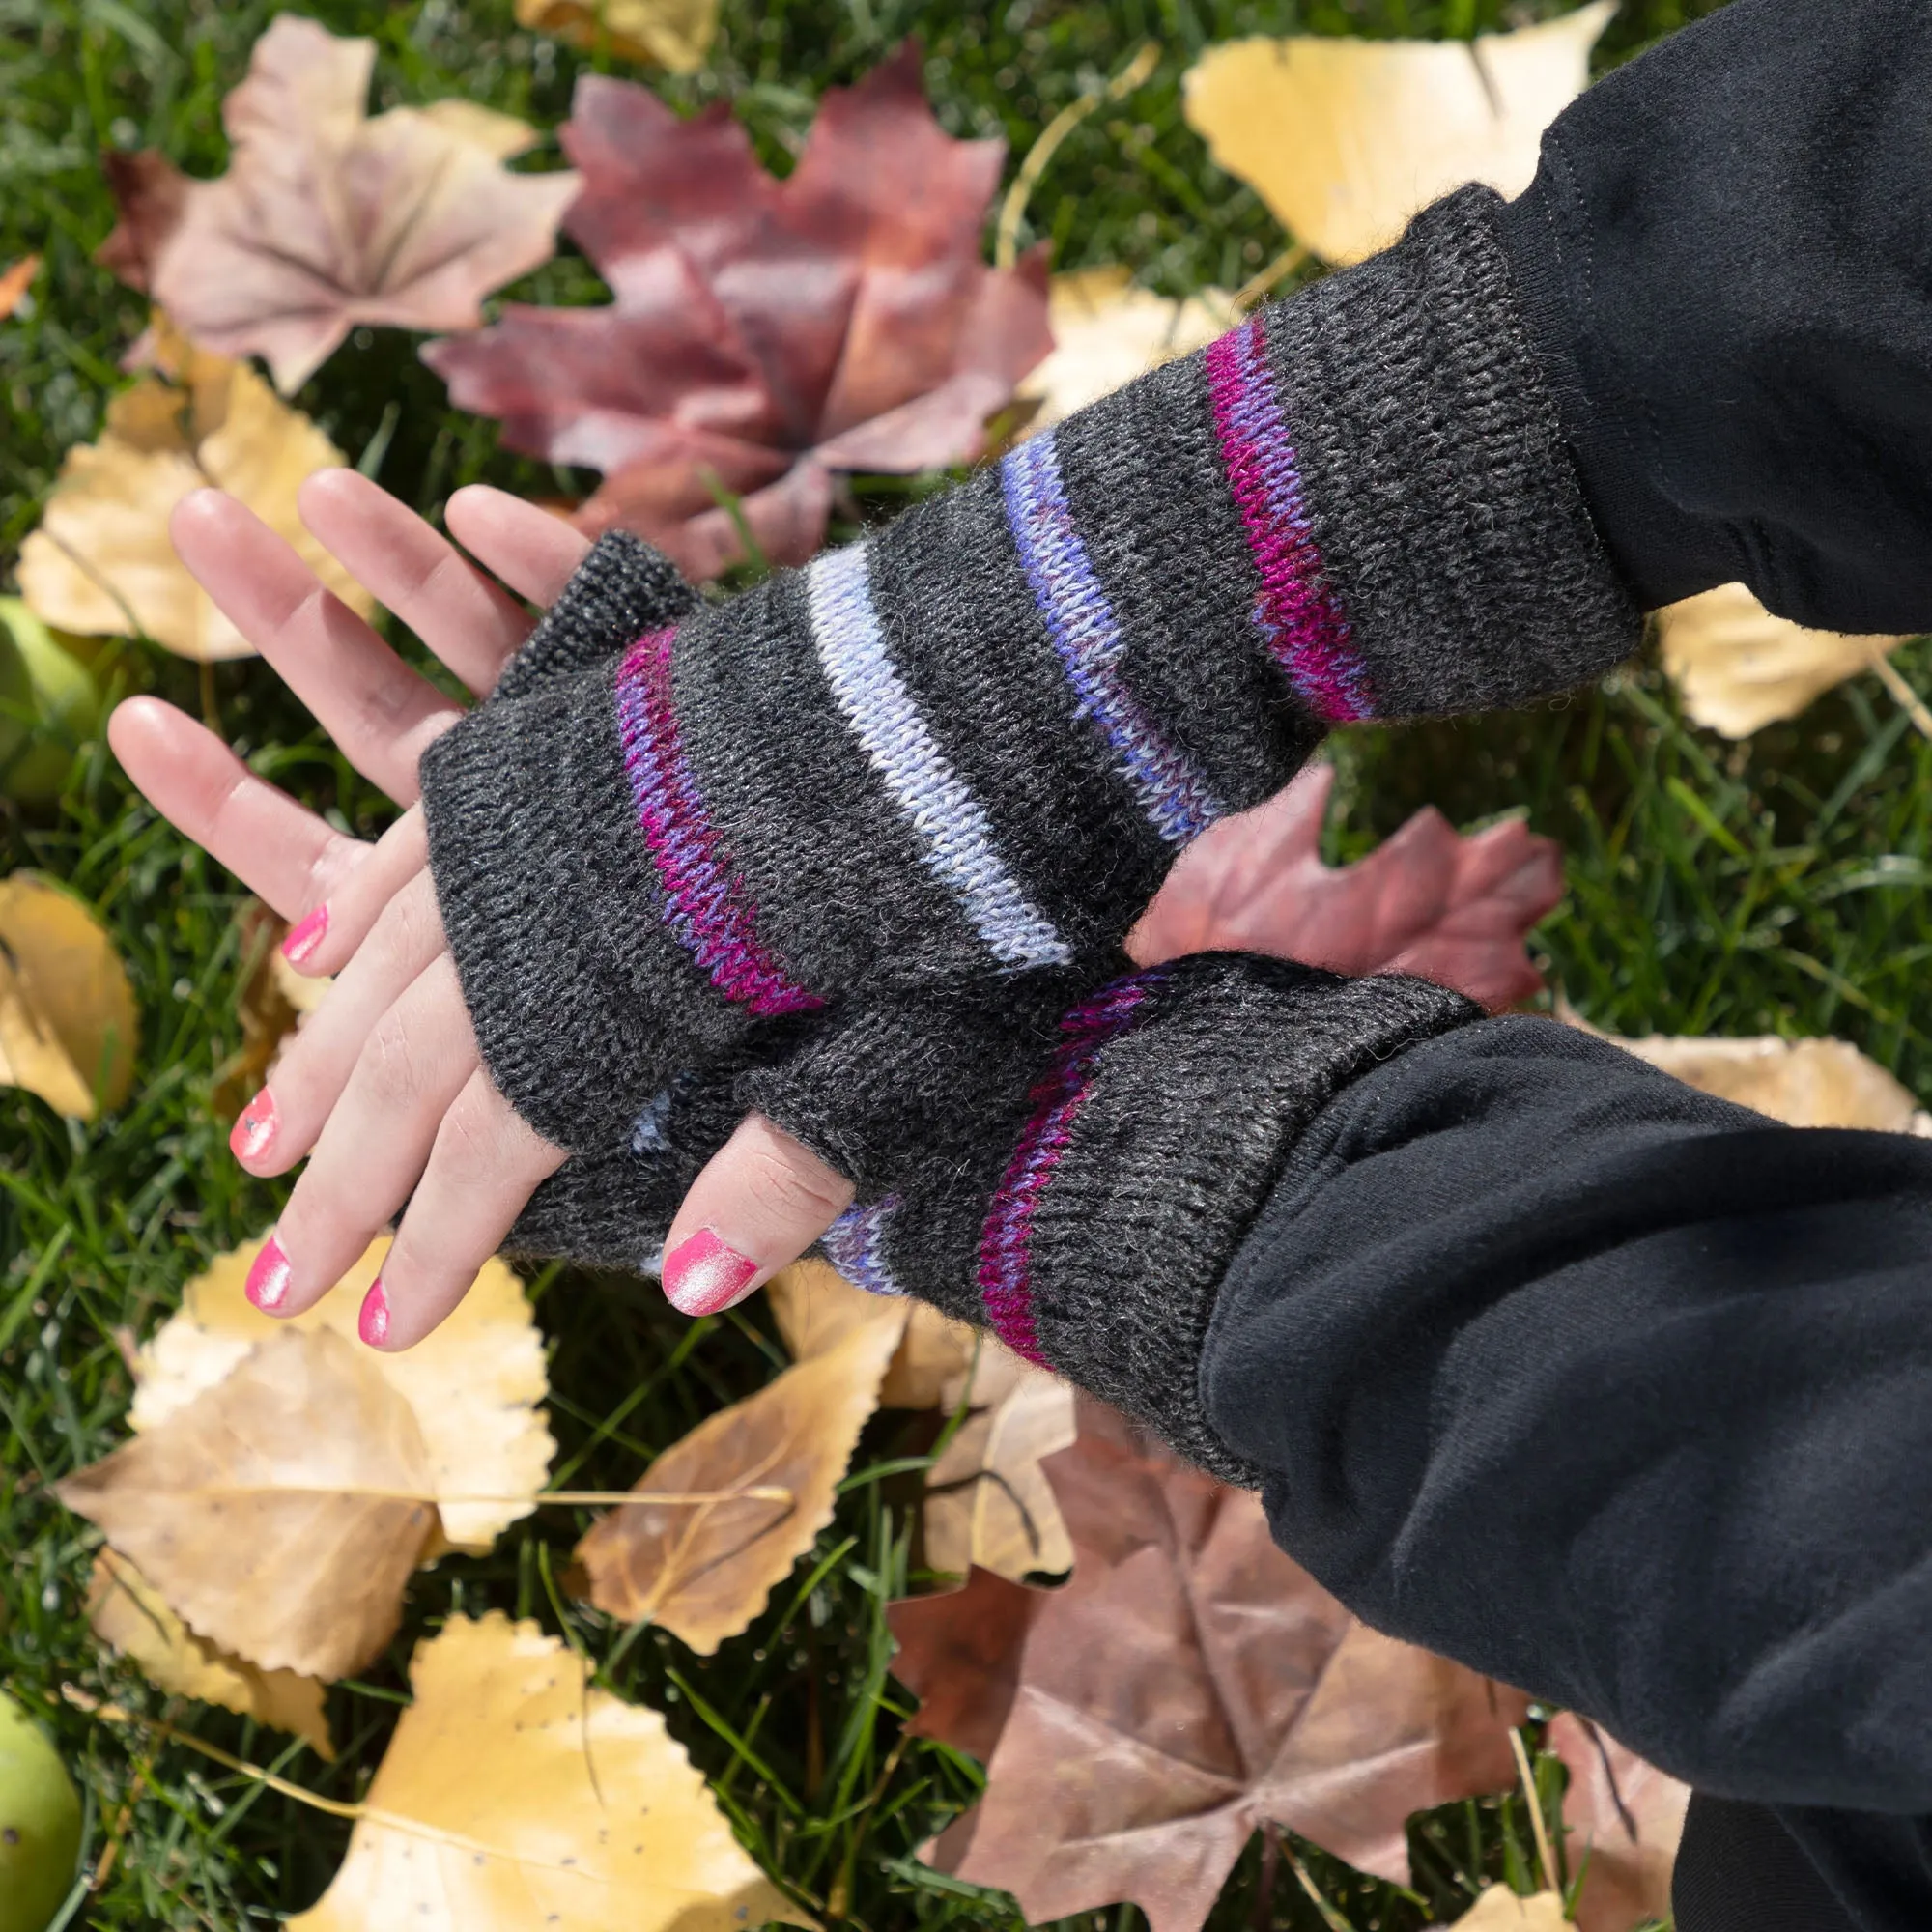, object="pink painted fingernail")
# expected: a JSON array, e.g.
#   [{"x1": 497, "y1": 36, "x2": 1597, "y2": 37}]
[
  {"x1": 281, "y1": 903, "x2": 329, "y2": 965},
  {"x1": 661, "y1": 1229, "x2": 759, "y2": 1317},
  {"x1": 358, "y1": 1278, "x2": 390, "y2": 1349},
  {"x1": 245, "y1": 1234, "x2": 294, "y2": 1314},
  {"x1": 231, "y1": 1089, "x2": 278, "y2": 1162}
]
